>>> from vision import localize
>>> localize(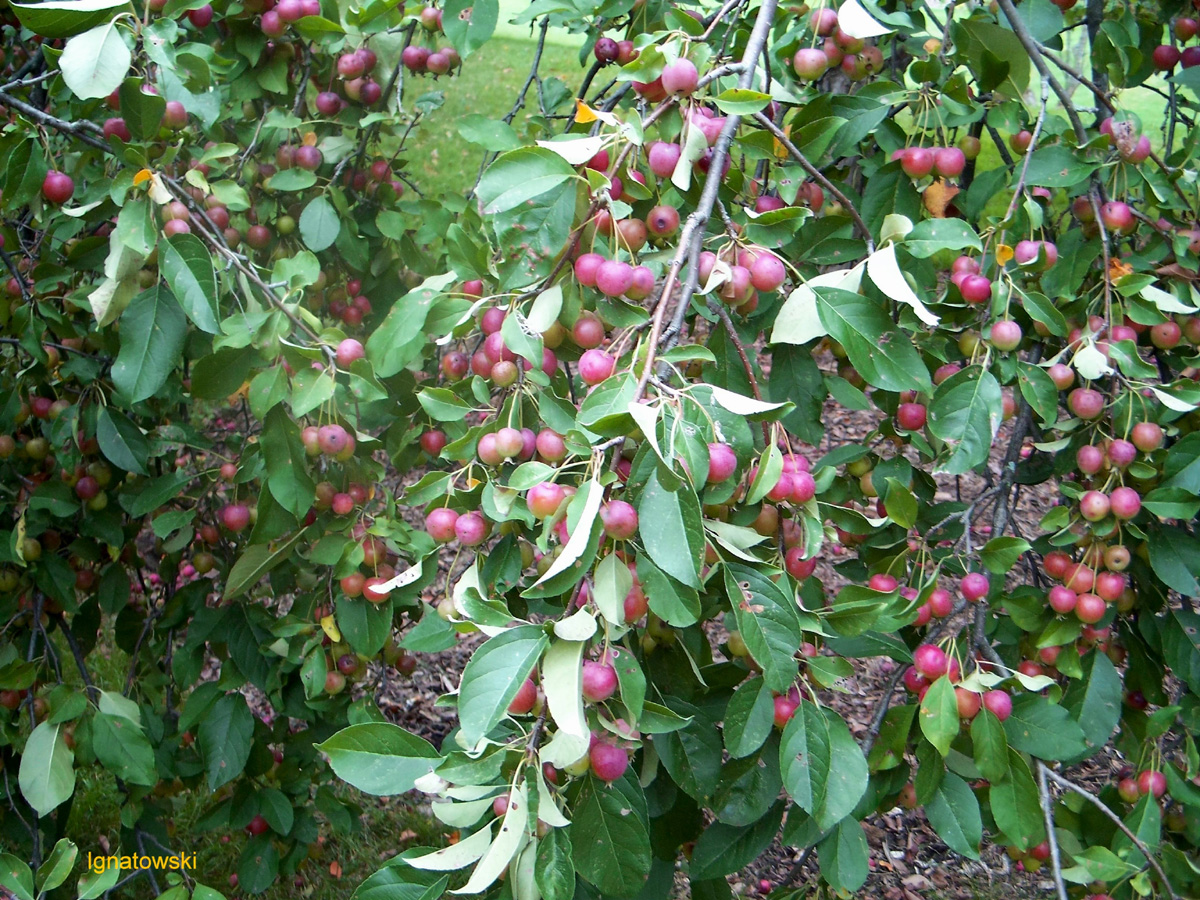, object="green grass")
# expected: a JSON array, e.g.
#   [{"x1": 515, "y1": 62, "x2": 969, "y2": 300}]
[{"x1": 405, "y1": 36, "x2": 587, "y2": 196}]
